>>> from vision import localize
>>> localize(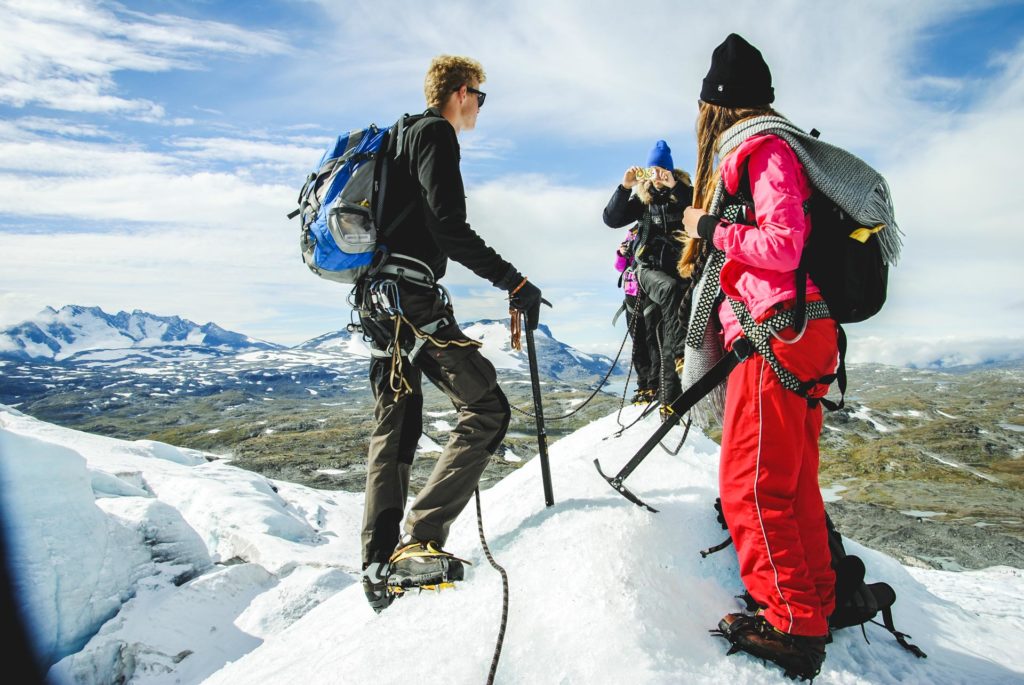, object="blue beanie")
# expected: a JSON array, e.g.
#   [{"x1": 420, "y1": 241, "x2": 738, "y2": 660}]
[{"x1": 646, "y1": 140, "x2": 673, "y2": 170}]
